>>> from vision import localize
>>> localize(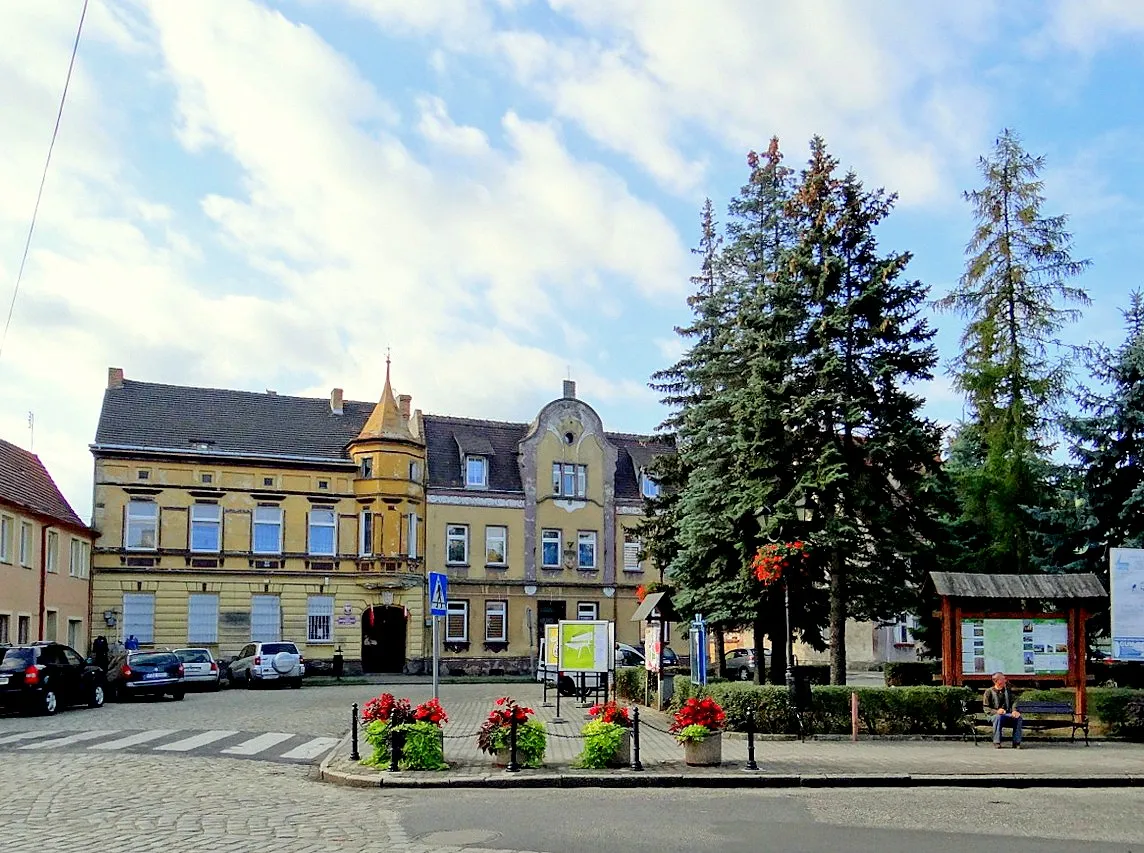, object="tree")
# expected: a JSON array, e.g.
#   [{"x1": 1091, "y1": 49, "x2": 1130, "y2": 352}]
[{"x1": 937, "y1": 128, "x2": 1090, "y2": 575}]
